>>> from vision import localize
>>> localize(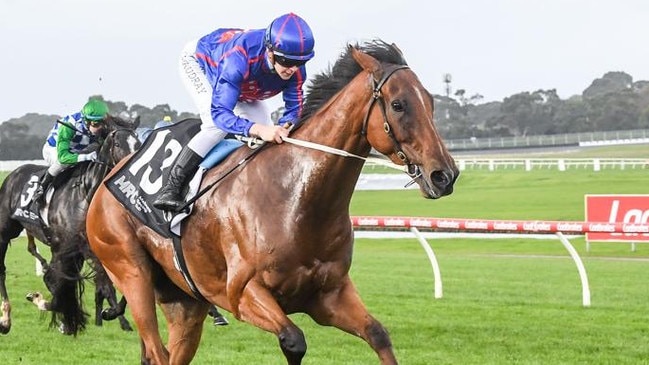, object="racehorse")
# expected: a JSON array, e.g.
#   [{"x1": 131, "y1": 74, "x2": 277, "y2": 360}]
[
  {"x1": 0, "y1": 116, "x2": 140, "y2": 335},
  {"x1": 87, "y1": 40, "x2": 459, "y2": 364}
]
